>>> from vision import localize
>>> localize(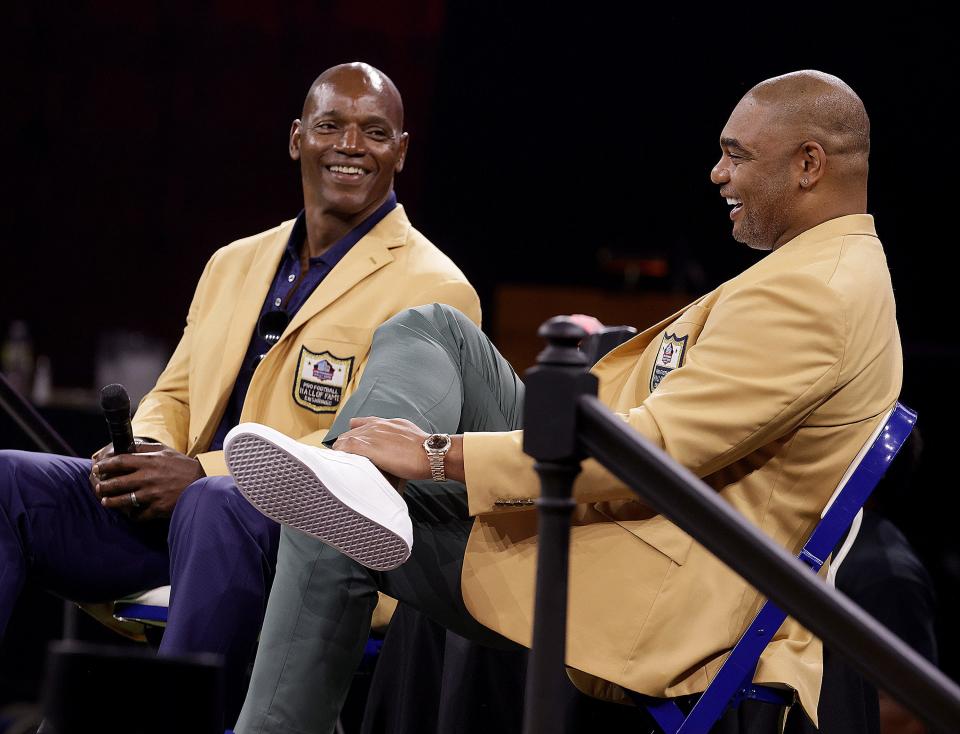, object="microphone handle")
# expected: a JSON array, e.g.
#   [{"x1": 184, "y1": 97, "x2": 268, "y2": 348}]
[{"x1": 106, "y1": 417, "x2": 136, "y2": 454}]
